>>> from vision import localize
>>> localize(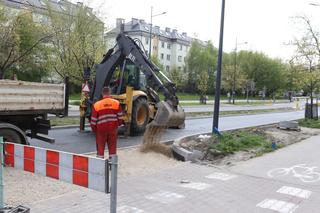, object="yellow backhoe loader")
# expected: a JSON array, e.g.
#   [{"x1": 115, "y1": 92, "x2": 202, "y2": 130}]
[{"x1": 86, "y1": 34, "x2": 185, "y2": 136}]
